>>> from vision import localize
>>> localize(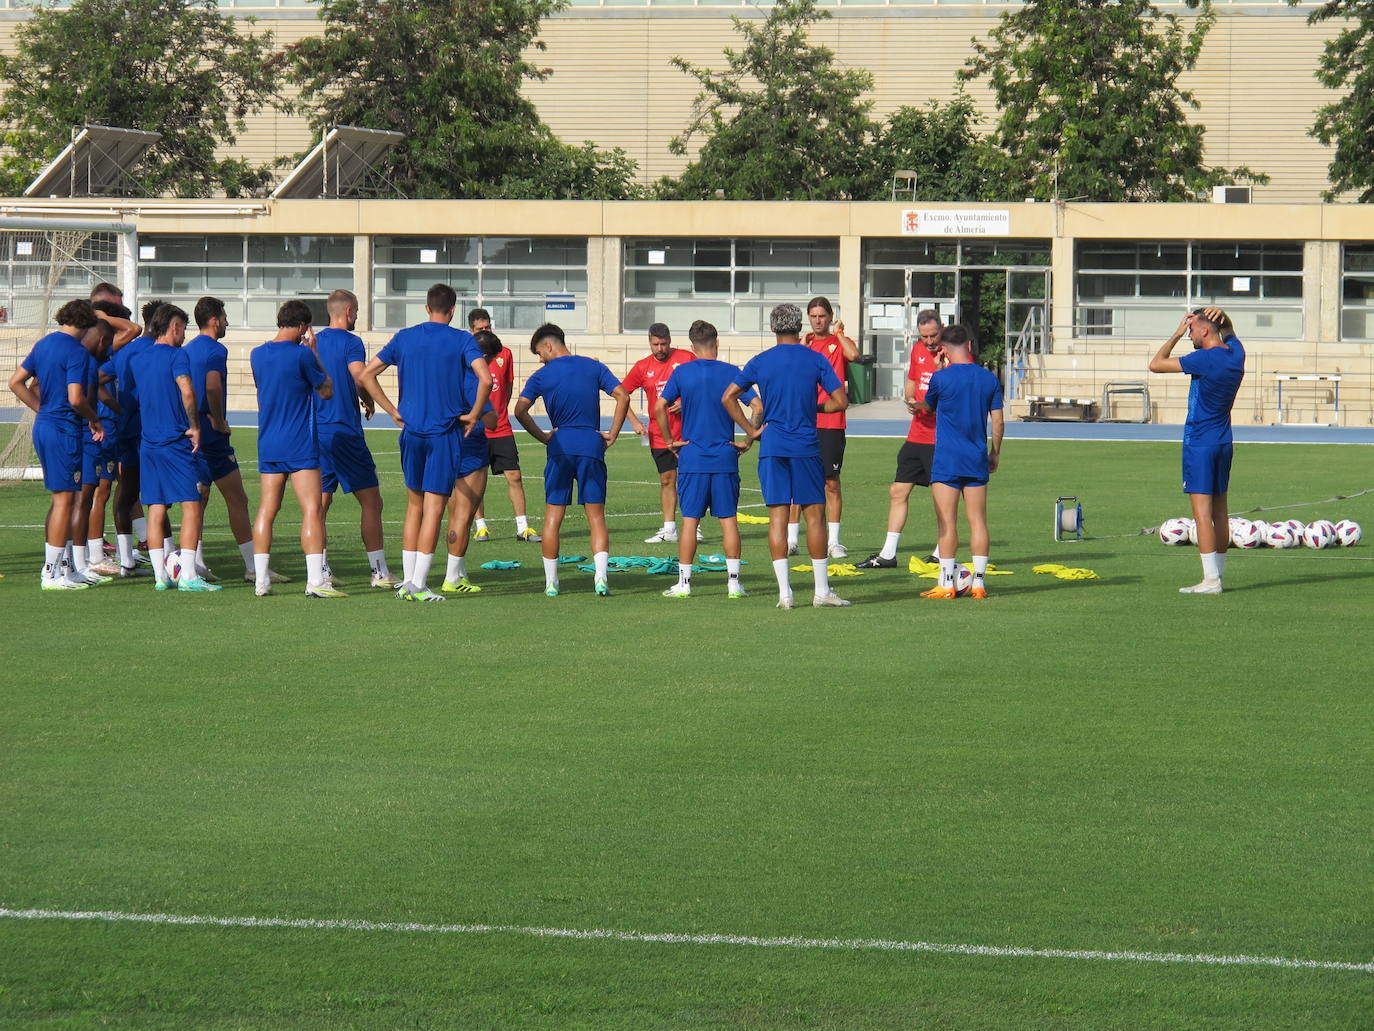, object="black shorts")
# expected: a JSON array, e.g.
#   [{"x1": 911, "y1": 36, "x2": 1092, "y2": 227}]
[
  {"x1": 650, "y1": 446, "x2": 678, "y2": 474},
  {"x1": 487, "y1": 435, "x2": 521, "y2": 474},
  {"x1": 894, "y1": 441, "x2": 935, "y2": 486},
  {"x1": 818, "y1": 428, "x2": 846, "y2": 479}
]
